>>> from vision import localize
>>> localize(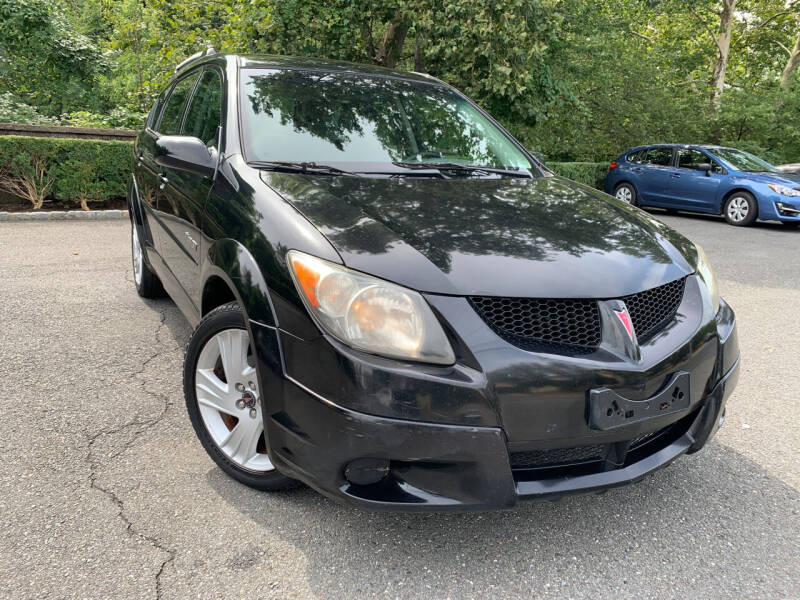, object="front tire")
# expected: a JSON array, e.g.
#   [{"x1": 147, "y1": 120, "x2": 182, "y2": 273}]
[
  {"x1": 183, "y1": 302, "x2": 295, "y2": 491},
  {"x1": 614, "y1": 183, "x2": 637, "y2": 206},
  {"x1": 724, "y1": 192, "x2": 757, "y2": 226}
]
